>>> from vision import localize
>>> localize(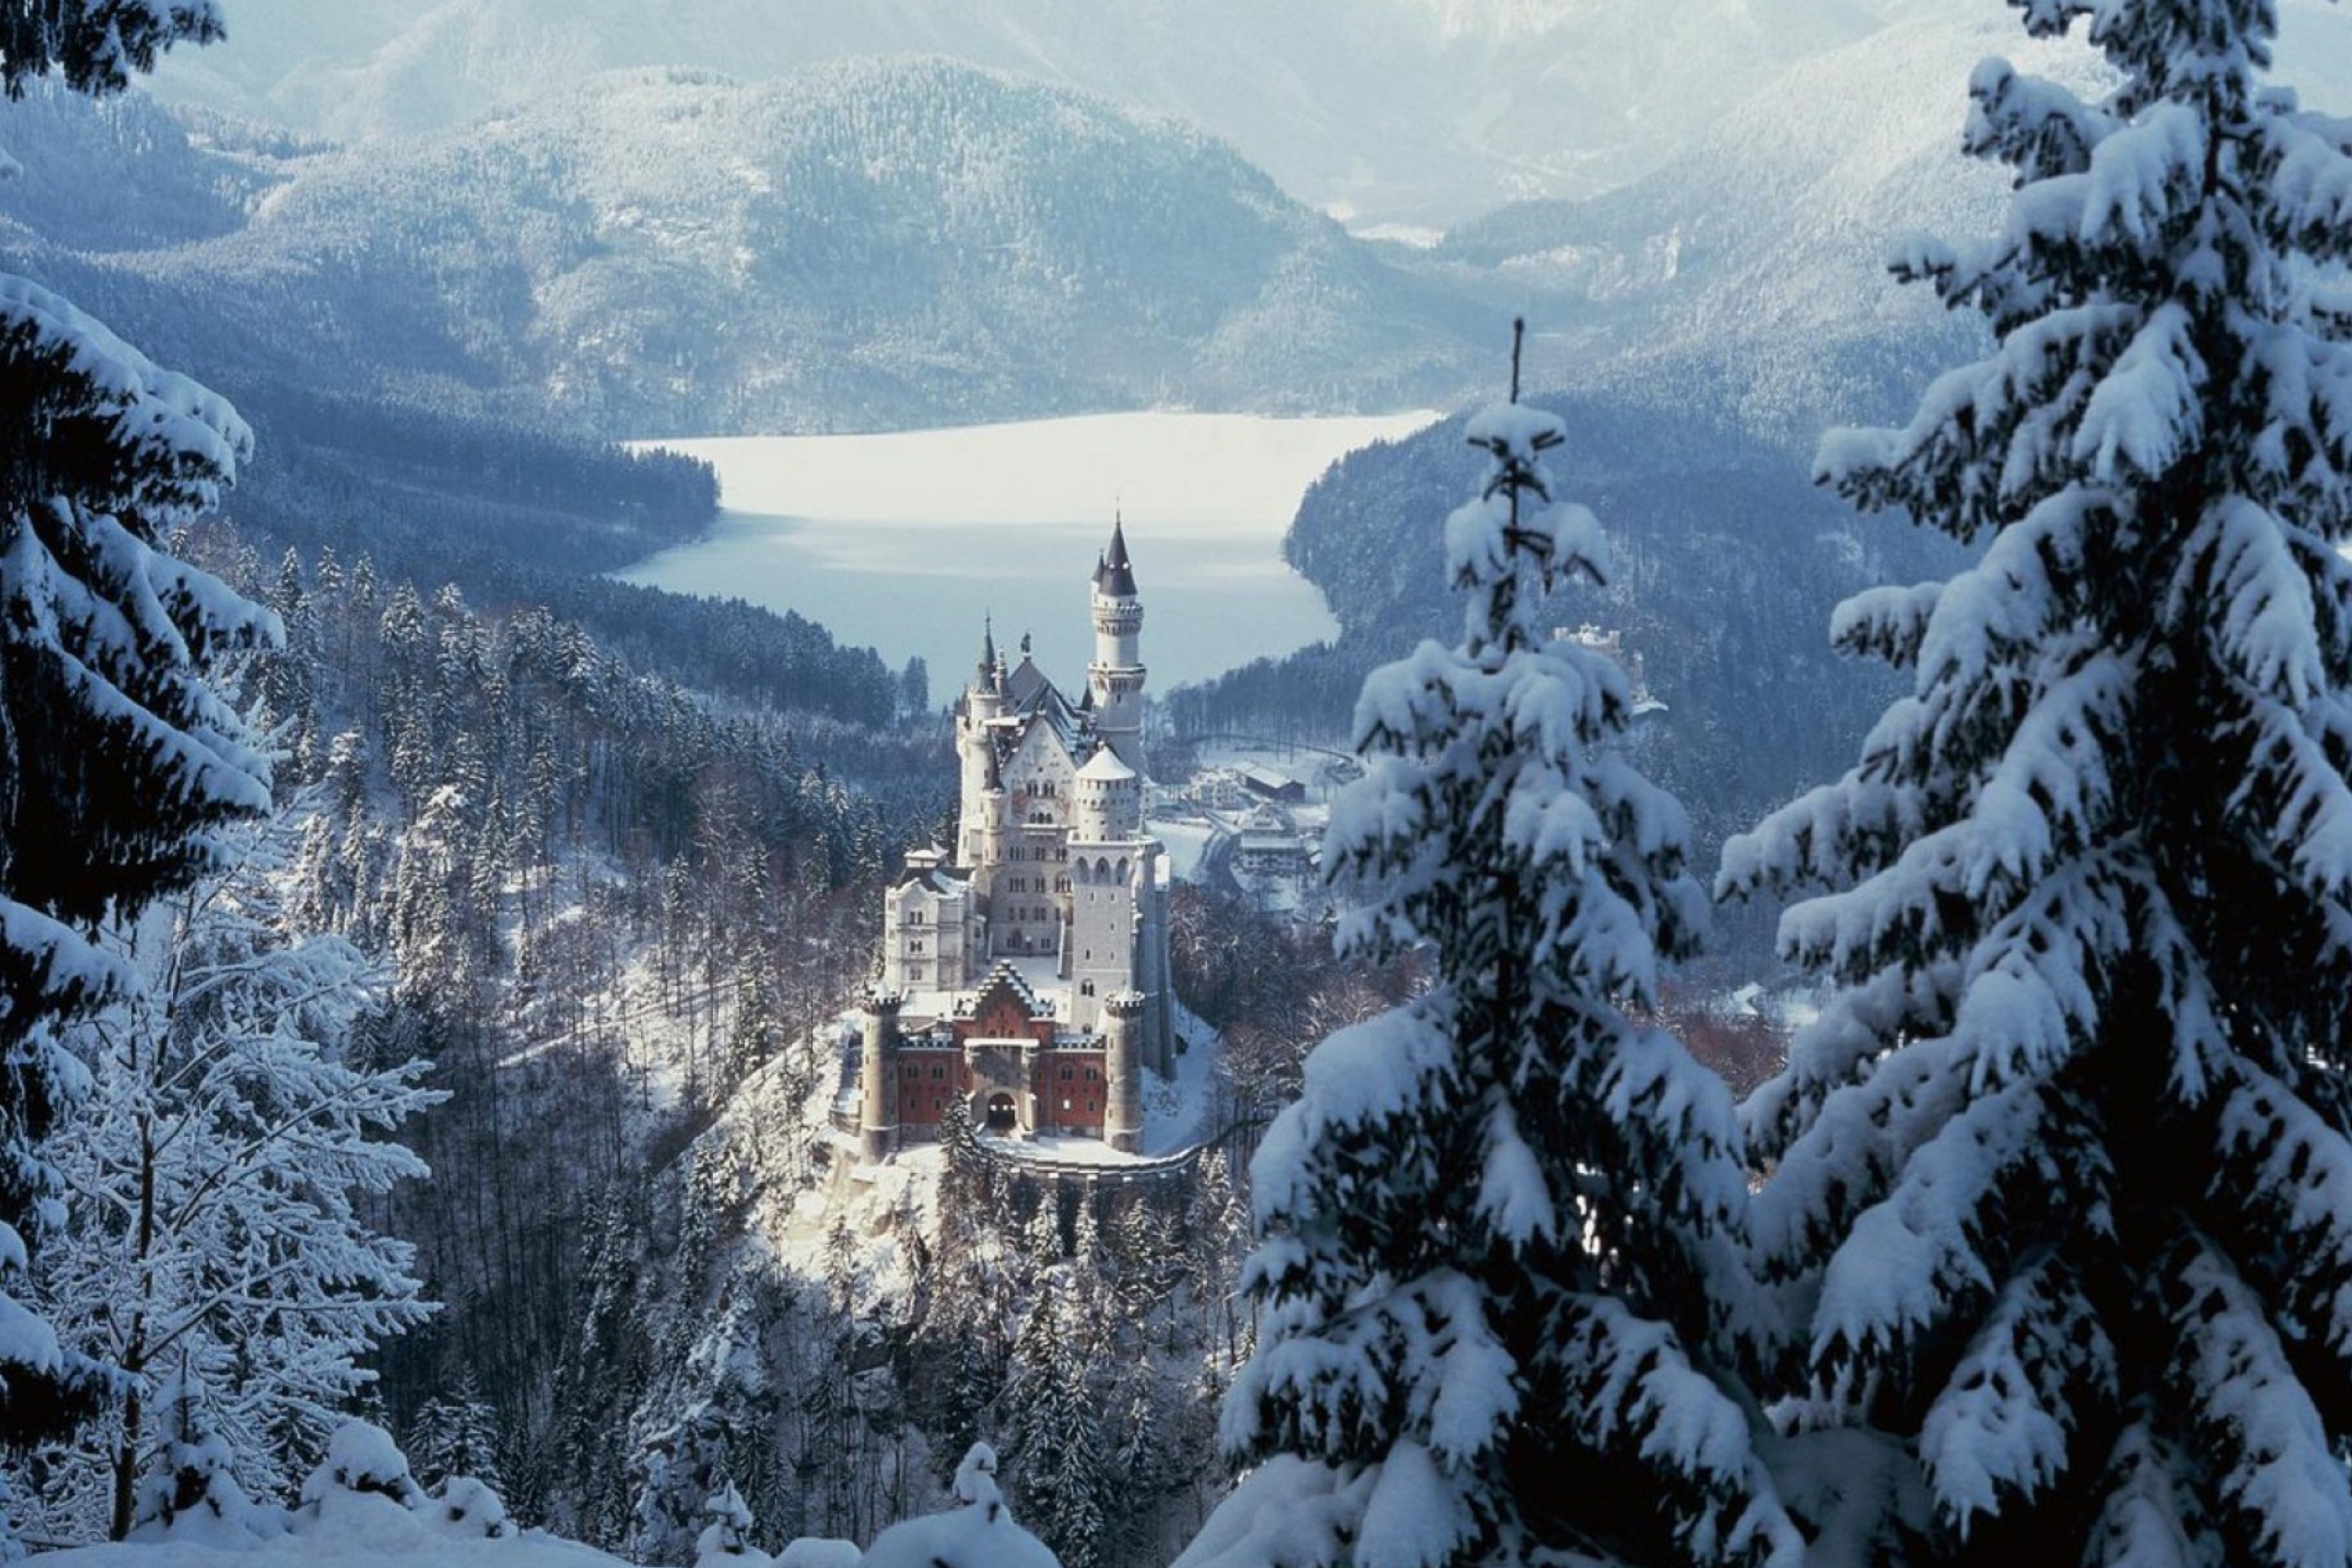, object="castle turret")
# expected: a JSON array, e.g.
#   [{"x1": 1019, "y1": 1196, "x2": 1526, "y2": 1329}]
[
  {"x1": 978, "y1": 742, "x2": 1009, "y2": 869},
  {"x1": 1072, "y1": 746, "x2": 1140, "y2": 842},
  {"x1": 1088, "y1": 518, "x2": 1146, "y2": 773},
  {"x1": 1102, "y1": 990, "x2": 1145, "y2": 1153},
  {"x1": 959, "y1": 619, "x2": 1007, "y2": 864},
  {"x1": 858, "y1": 990, "x2": 903, "y2": 1161}
]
